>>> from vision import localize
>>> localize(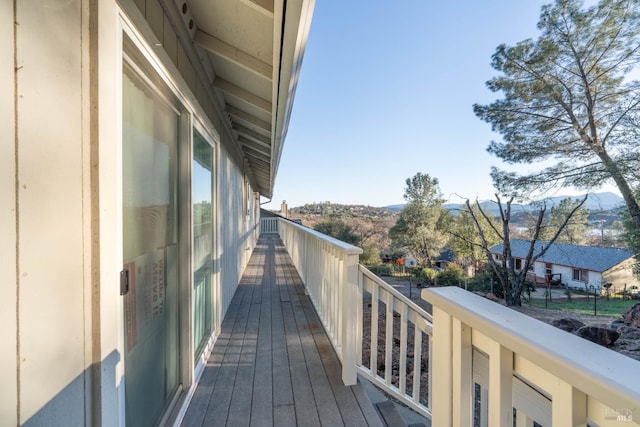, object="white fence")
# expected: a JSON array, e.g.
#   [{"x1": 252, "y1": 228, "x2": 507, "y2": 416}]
[
  {"x1": 358, "y1": 266, "x2": 433, "y2": 418},
  {"x1": 276, "y1": 217, "x2": 362, "y2": 384},
  {"x1": 260, "y1": 217, "x2": 279, "y2": 234},
  {"x1": 424, "y1": 286, "x2": 640, "y2": 426}
]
